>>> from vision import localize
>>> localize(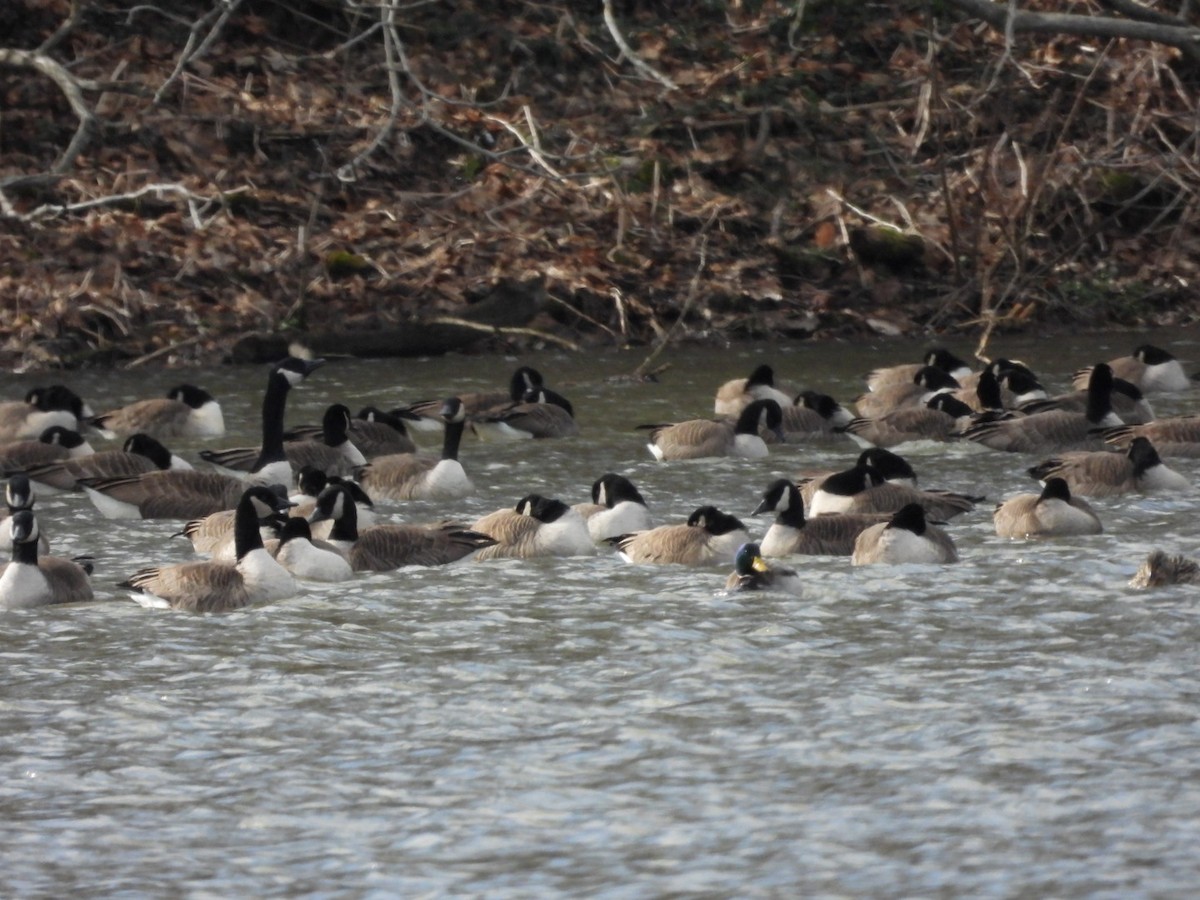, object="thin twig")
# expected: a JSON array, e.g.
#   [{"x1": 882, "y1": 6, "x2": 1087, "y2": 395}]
[{"x1": 601, "y1": 0, "x2": 678, "y2": 91}]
